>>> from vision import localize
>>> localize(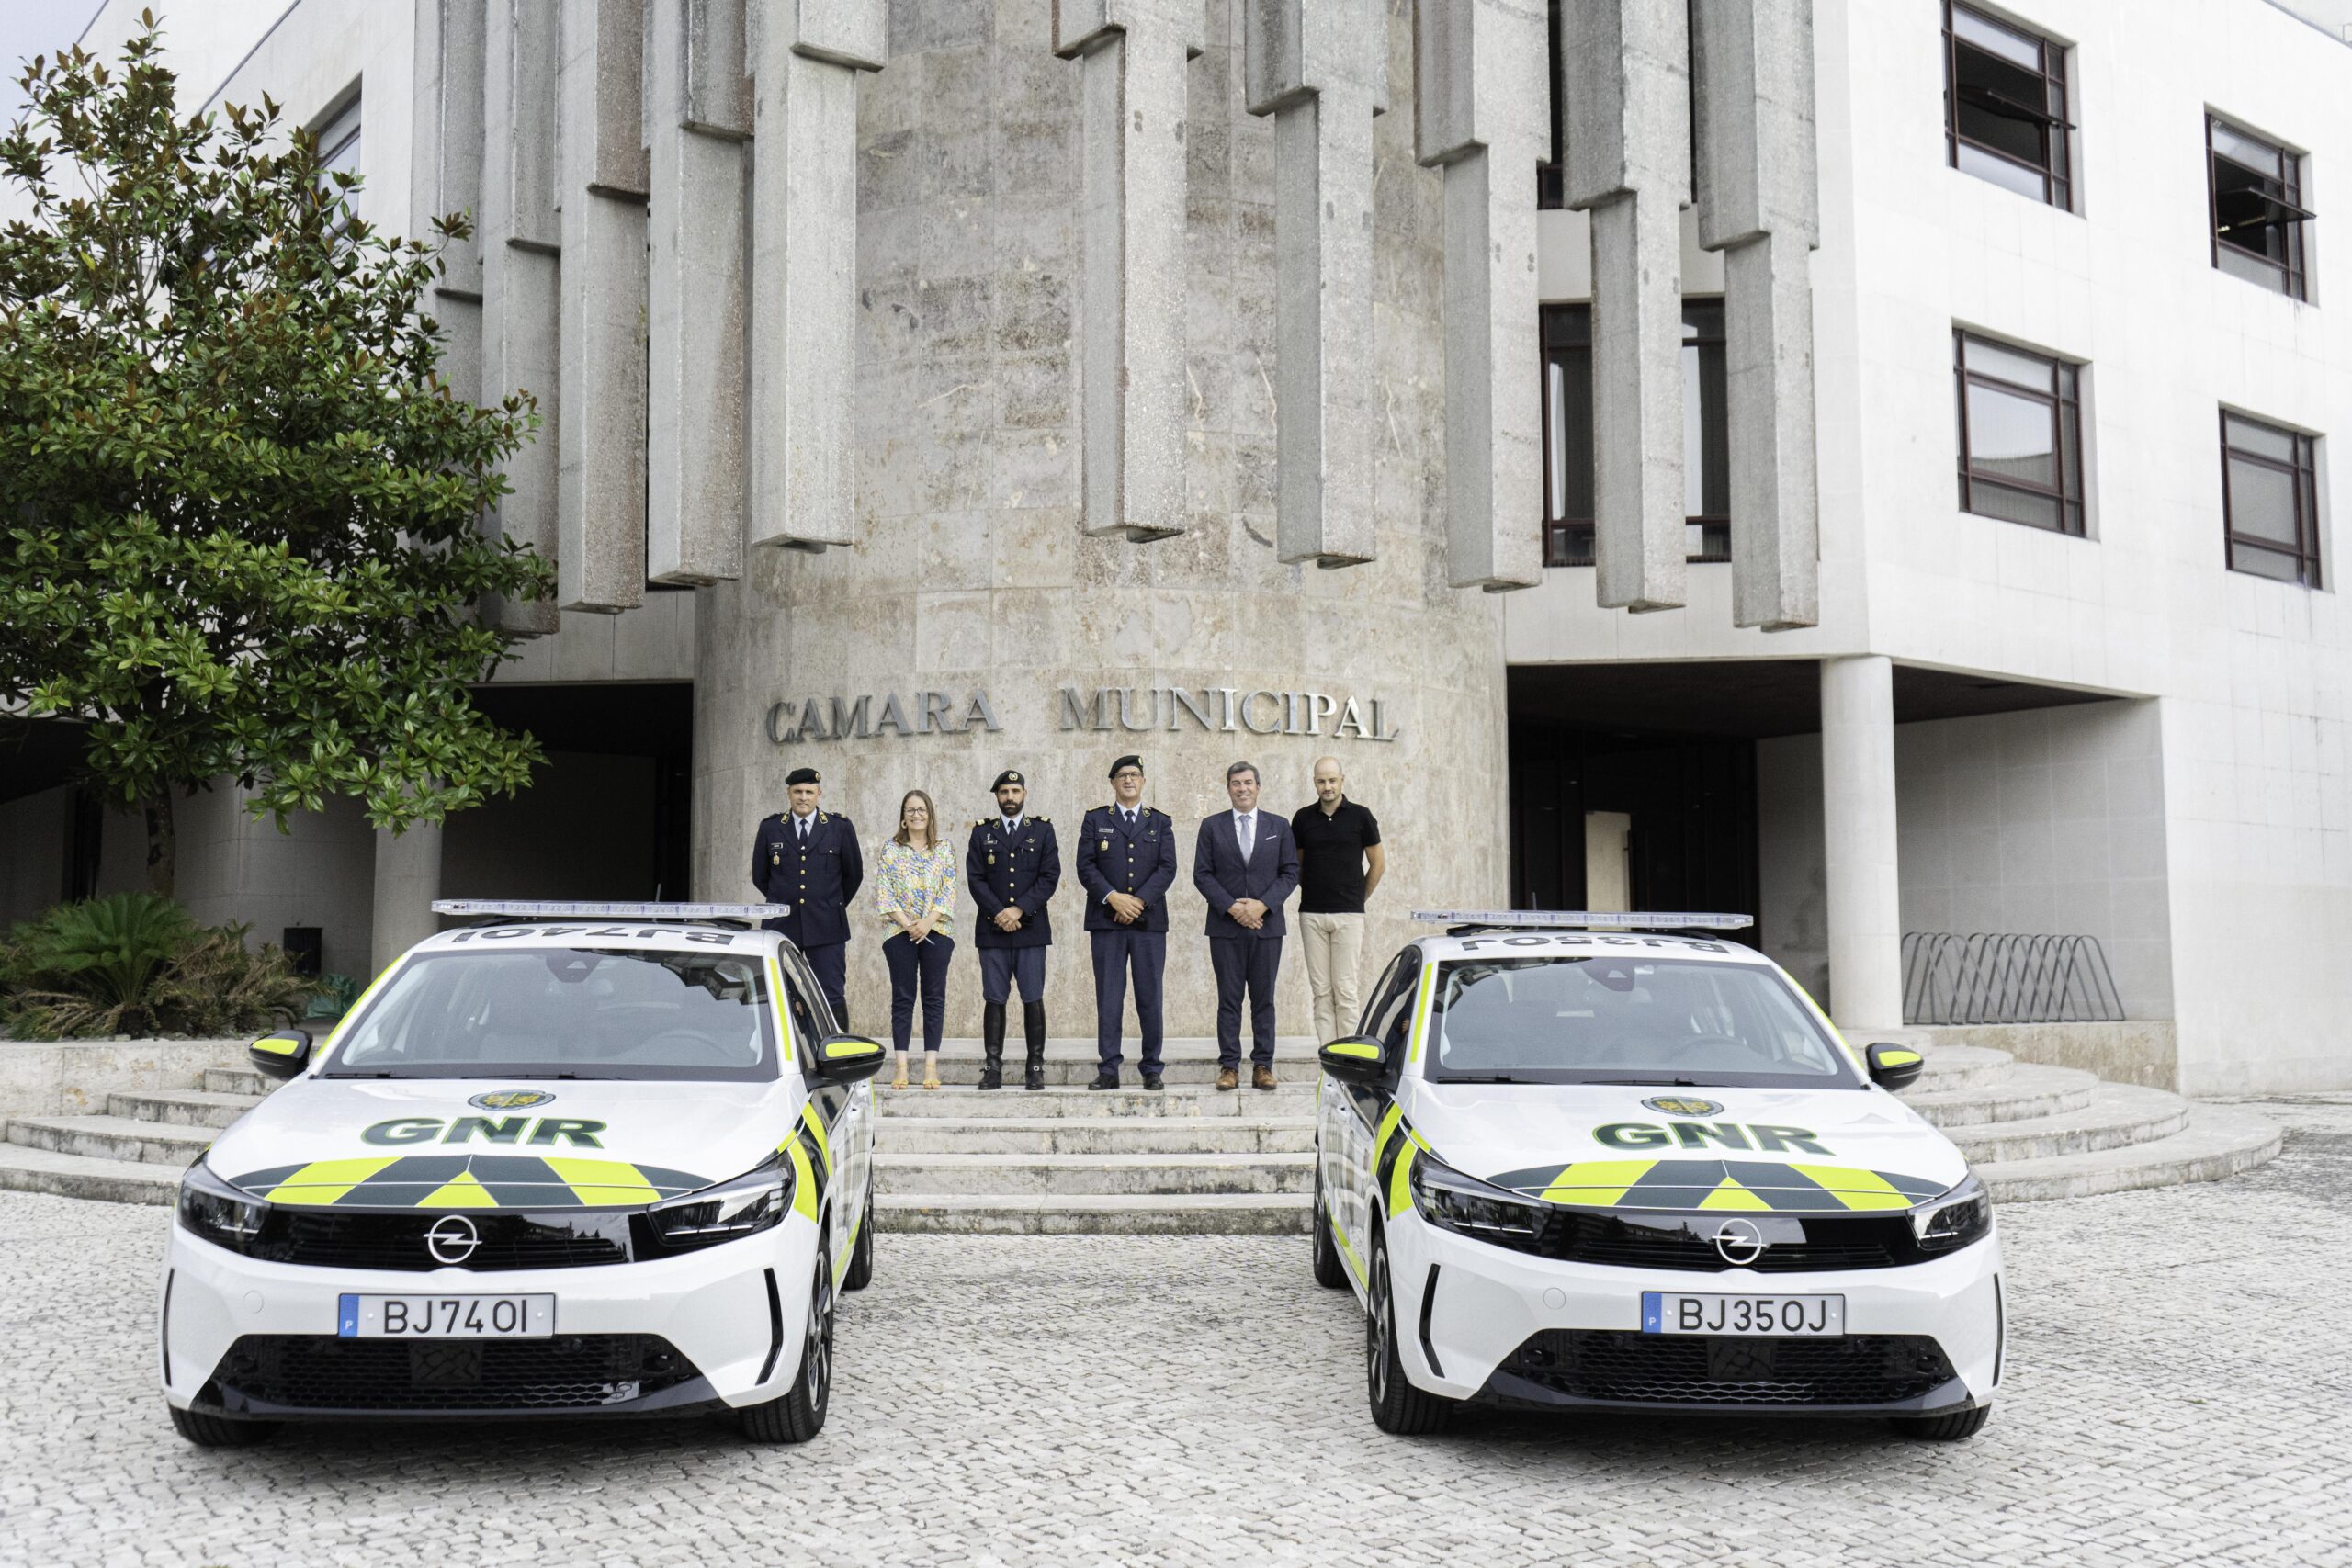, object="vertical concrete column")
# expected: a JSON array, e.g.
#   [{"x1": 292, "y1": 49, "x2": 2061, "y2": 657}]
[
  {"x1": 1055, "y1": 0, "x2": 1205, "y2": 544},
  {"x1": 369, "y1": 822, "x2": 444, "y2": 977},
  {"x1": 1412, "y1": 0, "x2": 1547, "y2": 592},
  {"x1": 1560, "y1": 0, "x2": 1690, "y2": 614},
  {"x1": 646, "y1": 0, "x2": 751, "y2": 585},
  {"x1": 747, "y1": 0, "x2": 888, "y2": 552},
  {"x1": 556, "y1": 0, "x2": 651, "y2": 612},
  {"x1": 1820, "y1": 655, "x2": 1904, "y2": 1032},
  {"x1": 411, "y1": 1, "x2": 484, "y2": 400},
  {"x1": 1243, "y1": 0, "x2": 1383, "y2": 570},
  {"x1": 481, "y1": 0, "x2": 563, "y2": 635},
  {"x1": 1693, "y1": 0, "x2": 1821, "y2": 632}
]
